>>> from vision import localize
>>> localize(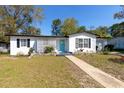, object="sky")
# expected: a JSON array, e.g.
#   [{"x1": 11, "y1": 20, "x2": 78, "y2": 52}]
[{"x1": 34, "y1": 5, "x2": 124, "y2": 35}]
